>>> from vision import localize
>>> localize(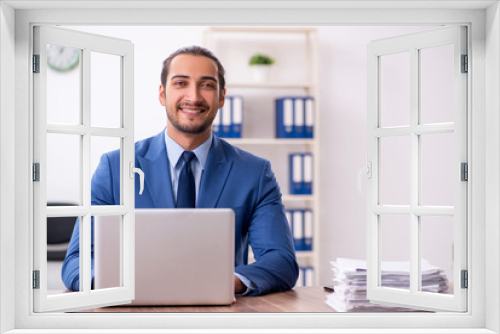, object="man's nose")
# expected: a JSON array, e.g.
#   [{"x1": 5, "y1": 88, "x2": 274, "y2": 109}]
[{"x1": 186, "y1": 85, "x2": 202, "y2": 101}]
